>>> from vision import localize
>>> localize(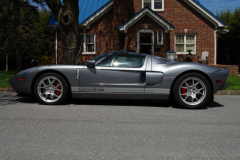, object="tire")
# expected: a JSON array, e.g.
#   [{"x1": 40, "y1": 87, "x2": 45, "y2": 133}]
[
  {"x1": 34, "y1": 73, "x2": 69, "y2": 105},
  {"x1": 172, "y1": 73, "x2": 211, "y2": 109}
]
